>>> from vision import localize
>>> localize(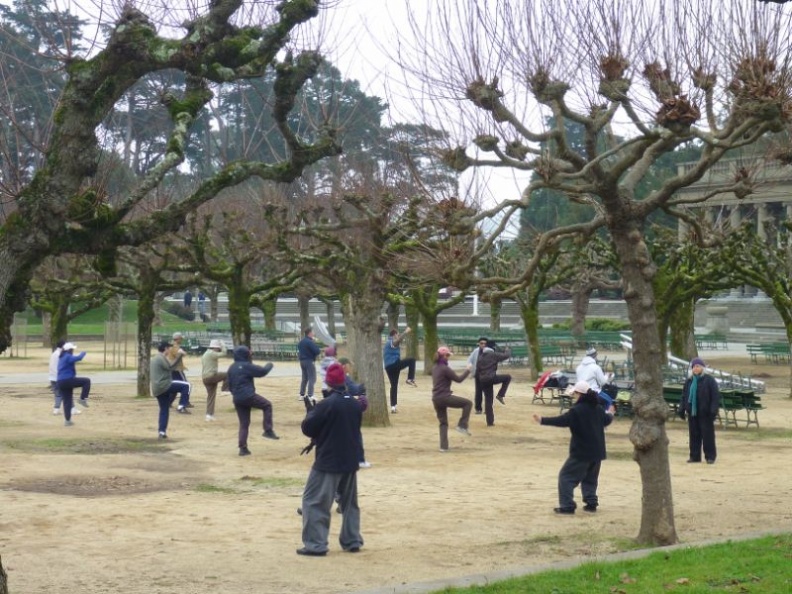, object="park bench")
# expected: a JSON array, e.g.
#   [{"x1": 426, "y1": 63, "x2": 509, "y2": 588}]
[
  {"x1": 662, "y1": 384, "x2": 684, "y2": 420},
  {"x1": 739, "y1": 390, "x2": 765, "y2": 428},
  {"x1": 717, "y1": 389, "x2": 744, "y2": 428}
]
